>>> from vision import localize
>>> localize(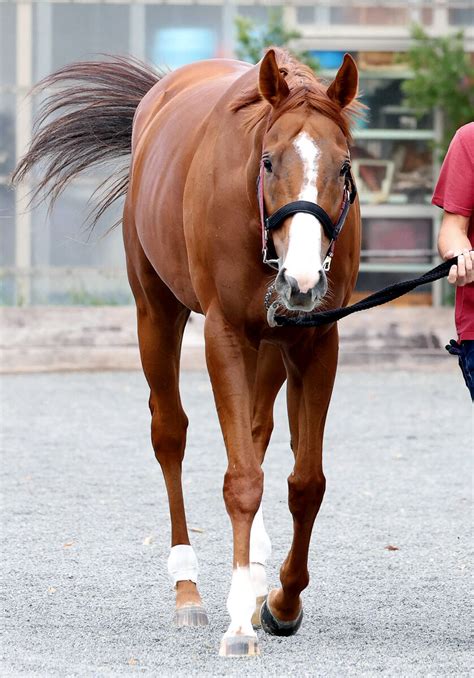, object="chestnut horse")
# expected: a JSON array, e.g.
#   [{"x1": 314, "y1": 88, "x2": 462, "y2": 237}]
[{"x1": 13, "y1": 48, "x2": 361, "y2": 656}]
